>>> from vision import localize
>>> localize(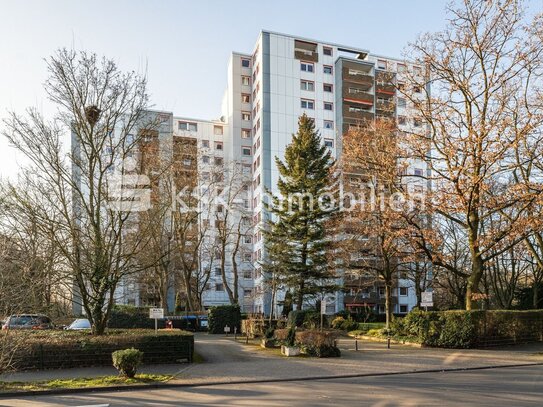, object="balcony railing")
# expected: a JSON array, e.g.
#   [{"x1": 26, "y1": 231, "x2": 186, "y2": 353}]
[
  {"x1": 343, "y1": 88, "x2": 374, "y2": 104},
  {"x1": 294, "y1": 49, "x2": 319, "y2": 63},
  {"x1": 342, "y1": 67, "x2": 374, "y2": 85}
]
